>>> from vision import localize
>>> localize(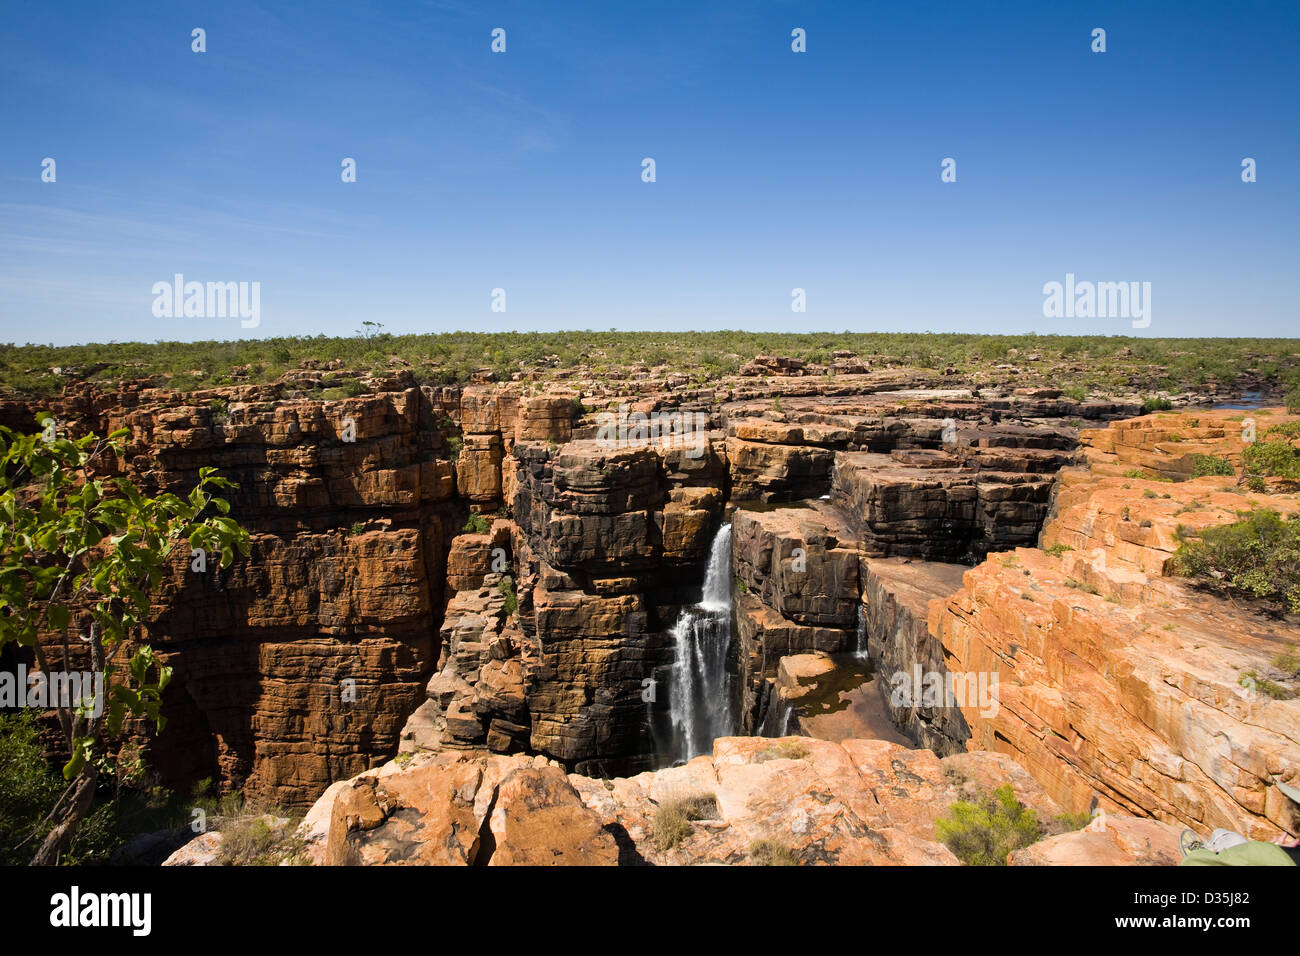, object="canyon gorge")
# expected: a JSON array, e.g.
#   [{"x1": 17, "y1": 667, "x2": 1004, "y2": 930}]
[{"x1": 5, "y1": 359, "x2": 1298, "y2": 866}]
